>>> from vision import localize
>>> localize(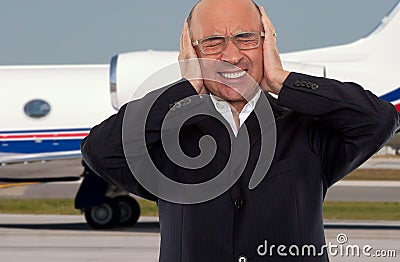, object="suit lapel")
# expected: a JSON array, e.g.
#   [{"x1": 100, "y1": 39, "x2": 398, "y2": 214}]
[
  {"x1": 187, "y1": 96, "x2": 234, "y2": 157},
  {"x1": 229, "y1": 92, "x2": 286, "y2": 182}
]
